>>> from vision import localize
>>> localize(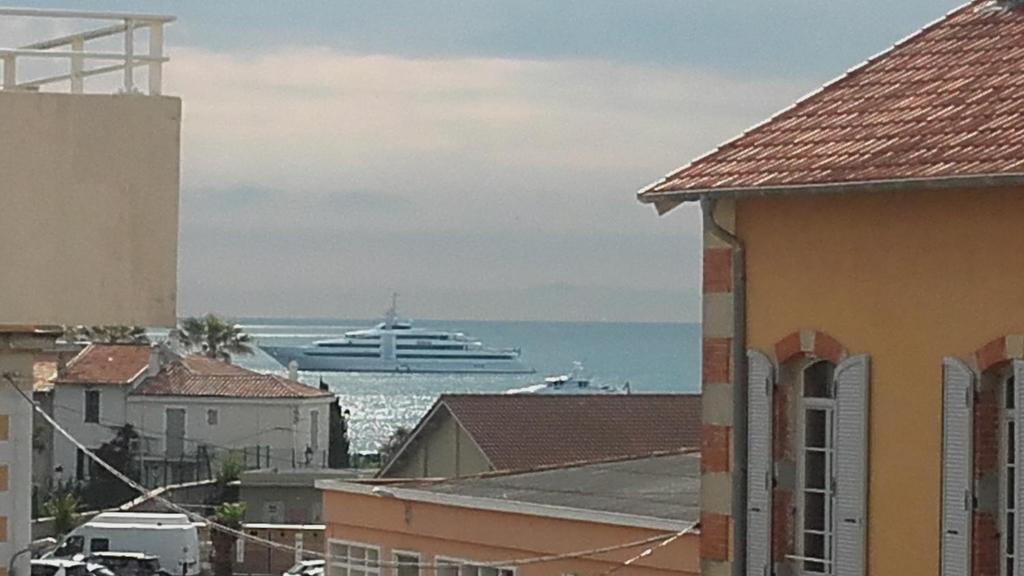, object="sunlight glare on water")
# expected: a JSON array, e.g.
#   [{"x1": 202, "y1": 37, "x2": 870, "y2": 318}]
[{"x1": 233, "y1": 318, "x2": 699, "y2": 452}]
